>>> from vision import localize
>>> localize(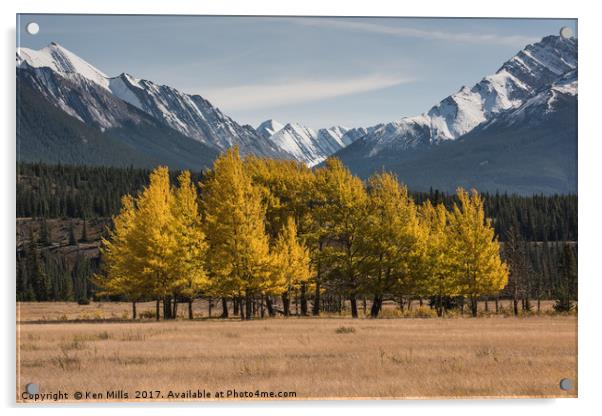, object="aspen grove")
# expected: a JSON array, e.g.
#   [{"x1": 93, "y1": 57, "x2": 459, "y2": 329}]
[{"x1": 95, "y1": 148, "x2": 509, "y2": 320}]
